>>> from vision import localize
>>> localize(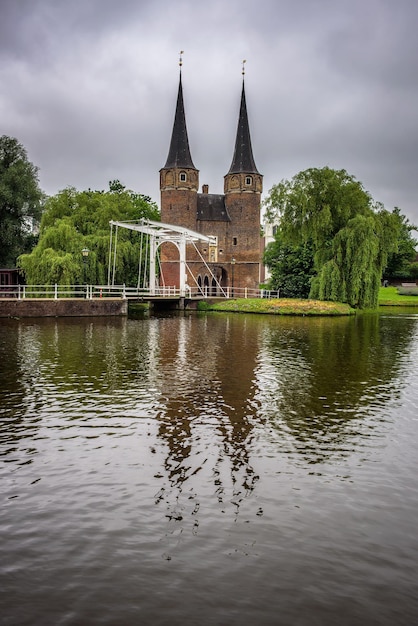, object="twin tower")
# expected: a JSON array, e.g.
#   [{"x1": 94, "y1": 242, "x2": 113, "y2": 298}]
[{"x1": 159, "y1": 67, "x2": 263, "y2": 294}]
